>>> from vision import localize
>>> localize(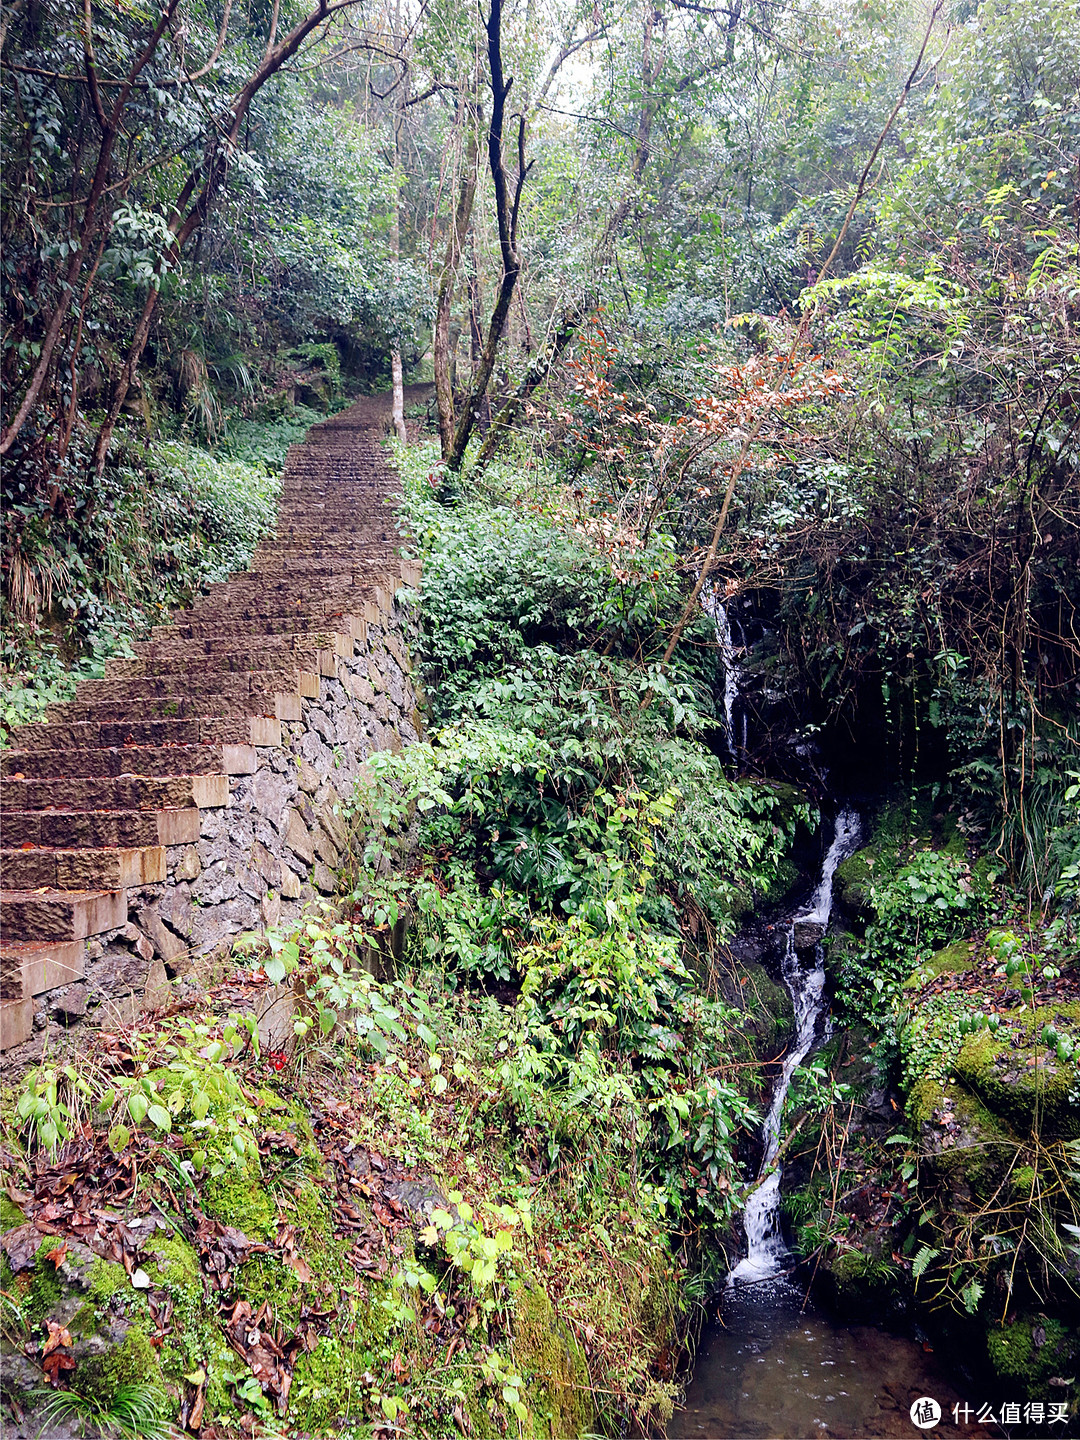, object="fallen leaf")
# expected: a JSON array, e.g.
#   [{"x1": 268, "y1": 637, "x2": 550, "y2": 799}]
[
  {"x1": 42, "y1": 1240, "x2": 69, "y2": 1271},
  {"x1": 131, "y1": 1268, "x2": 151, "y2": 1289},
  {"x1": 43, "y1": 1351, "x2": 76, "y2": 1385},
  {"x1": 1, "y1": 1224, "x2": 47, "y2": 1273},
  {"x1": 285, "y1": 1251, "x2": 313, "y2": 1283},
  {"x1": 42, "y1": 1319, "x2": 73, "y2": 1356}
]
